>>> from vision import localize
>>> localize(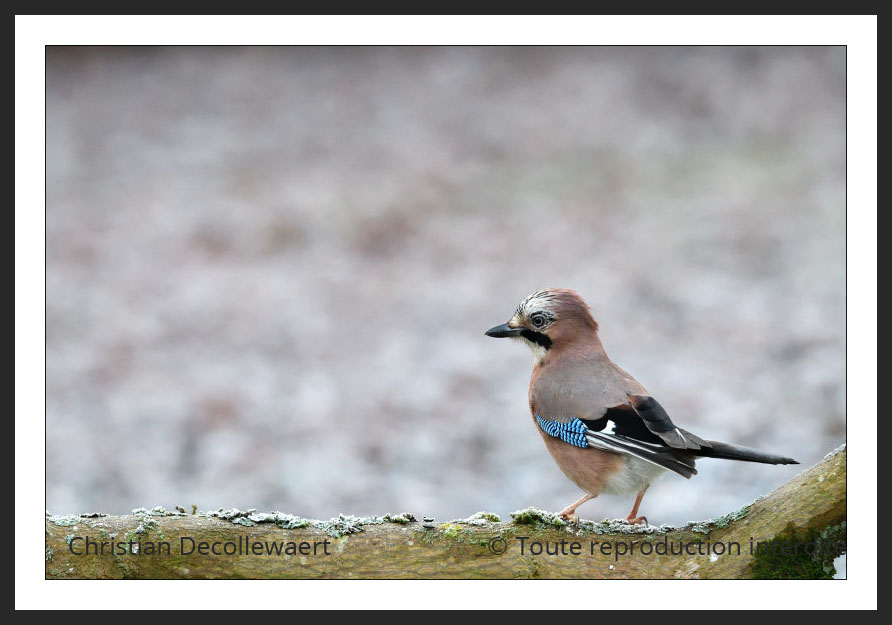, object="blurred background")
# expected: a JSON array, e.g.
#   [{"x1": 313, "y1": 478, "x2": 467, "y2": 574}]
[{"x1": 46, "y1": 46, "x2": 845, "y2": 527}]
